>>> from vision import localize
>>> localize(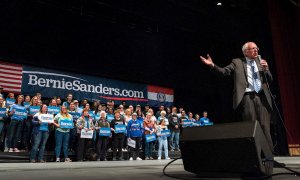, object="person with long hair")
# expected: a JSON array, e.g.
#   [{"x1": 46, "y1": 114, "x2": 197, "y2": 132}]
[
  {"x1": 30, "y1": 104, "x2": 52, "y2": 163},
  {"x1": 8, "y1": 95, "x2": 26, "y2": 152},
  {"x1": 53, "y1": 106, "x2": 73, "y2": 162}
]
